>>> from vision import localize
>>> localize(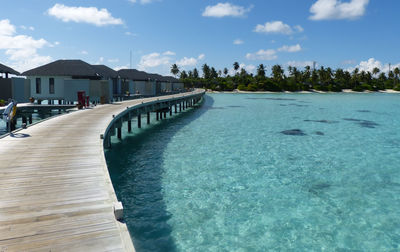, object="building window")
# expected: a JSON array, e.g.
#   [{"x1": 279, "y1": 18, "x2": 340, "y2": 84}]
[
  {"x1": 49, "y1": 78, "x2": 55, "y2": 94},
  {"x1": 35, "y1": 78, "x2": 41, "y2": 94}
]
